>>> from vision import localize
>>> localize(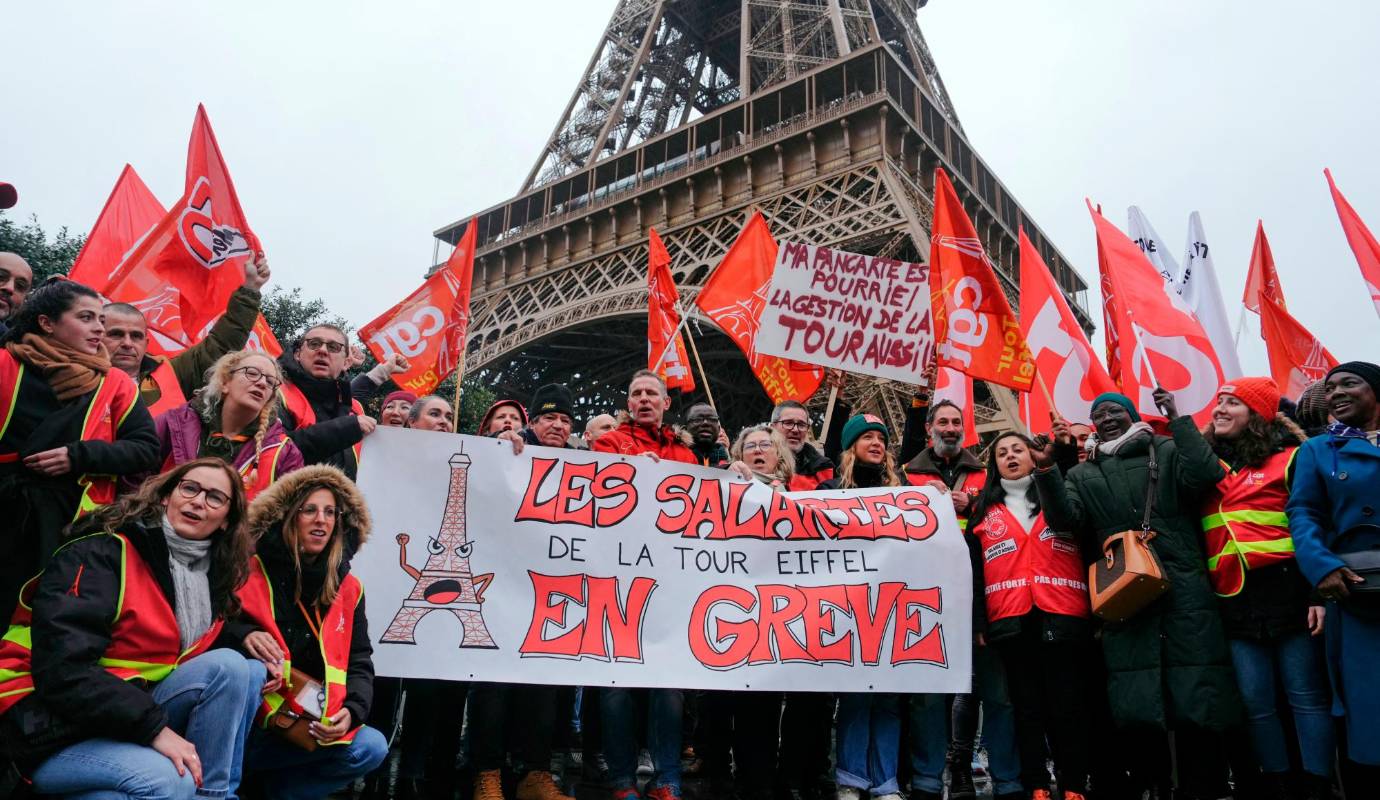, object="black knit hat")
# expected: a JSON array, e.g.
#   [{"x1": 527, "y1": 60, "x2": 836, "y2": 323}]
[
  {"x1": 529, "y1": 383, "x2": 576, "y2": 423},
  {"x1": 1327, "y1": 361, "x2": 1380, "y2": 402}
]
